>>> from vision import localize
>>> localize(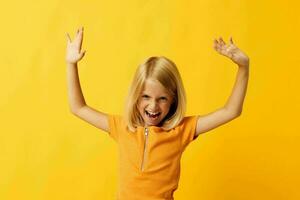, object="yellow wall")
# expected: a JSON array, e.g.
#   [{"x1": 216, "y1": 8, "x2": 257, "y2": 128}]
[{"x1": 1, "y1": 0, "x2": 299, "y2": 199}]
